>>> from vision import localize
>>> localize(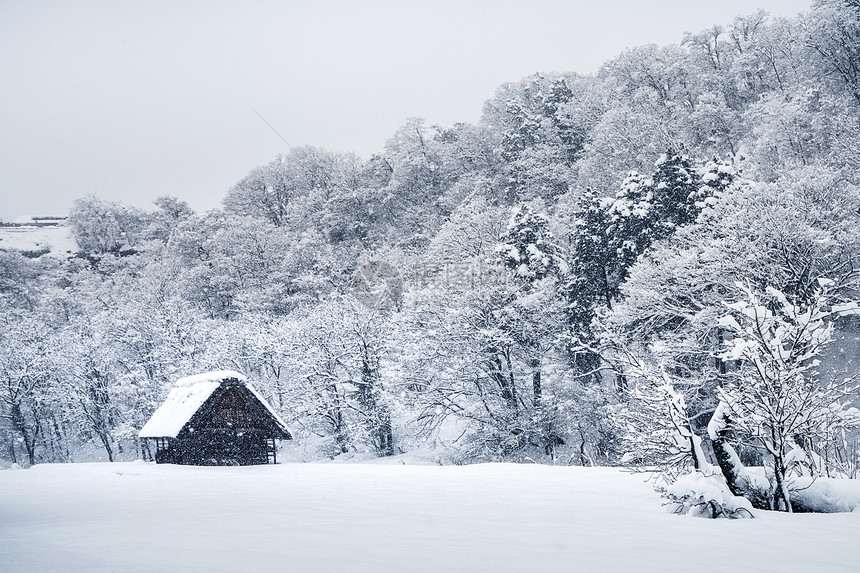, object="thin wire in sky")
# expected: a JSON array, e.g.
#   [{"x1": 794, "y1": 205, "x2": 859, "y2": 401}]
[{"x1": 252, "y1": 108, "x2": 294, "y2": 151}]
